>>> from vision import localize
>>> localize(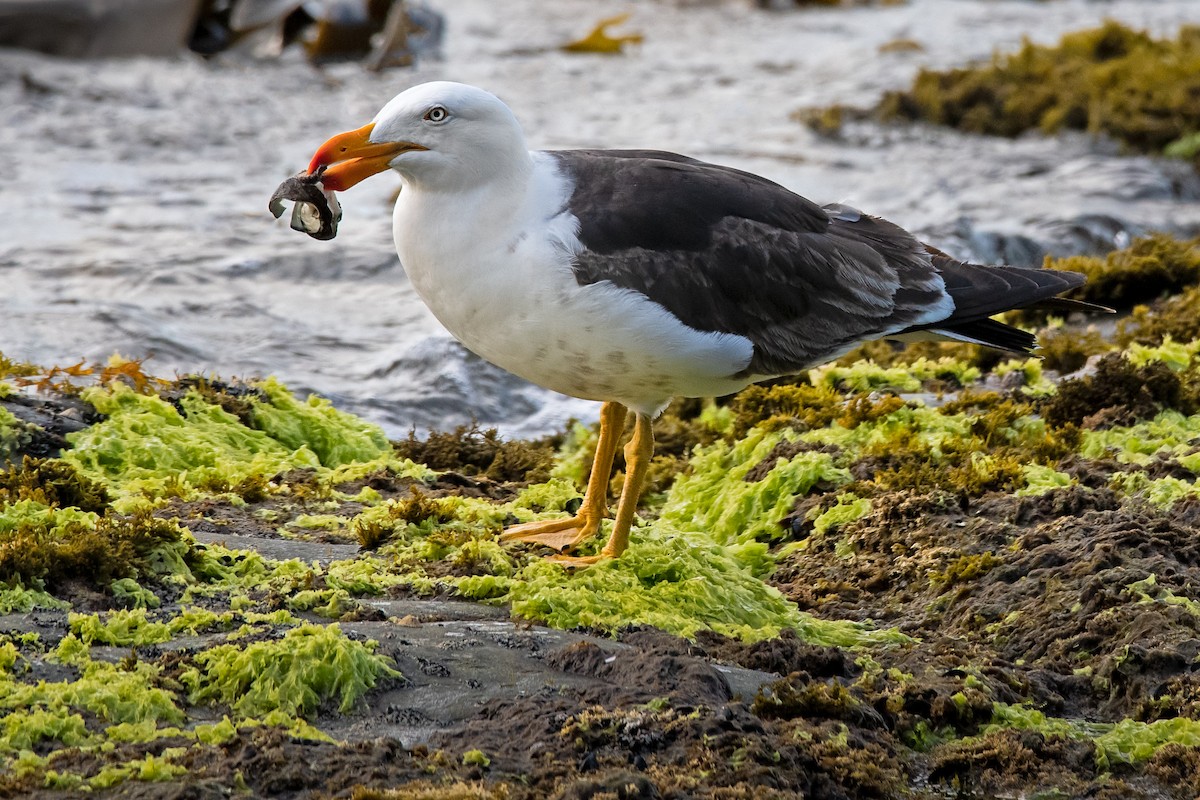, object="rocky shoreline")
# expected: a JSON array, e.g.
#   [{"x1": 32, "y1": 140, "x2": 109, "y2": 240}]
[{"x1": 4, "y1": 228, "x2": 1200, "y2": 795}]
